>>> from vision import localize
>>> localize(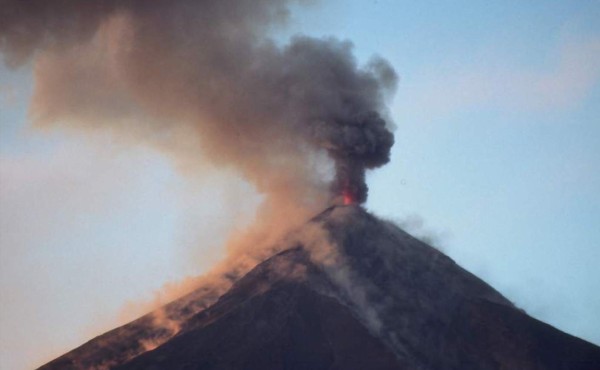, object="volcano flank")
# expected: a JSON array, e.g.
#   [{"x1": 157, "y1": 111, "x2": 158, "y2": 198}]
[{"x1": 39, "y1": 206, "x2": 600, "y2": 370}]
